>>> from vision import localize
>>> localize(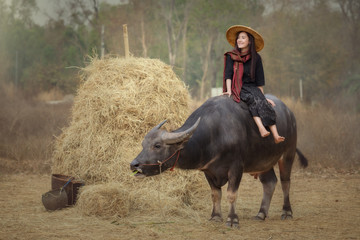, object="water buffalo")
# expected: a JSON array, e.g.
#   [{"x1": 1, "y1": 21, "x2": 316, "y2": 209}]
[{"x1": 130, "y1": 95, "x2": 308, "y2": 228}]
